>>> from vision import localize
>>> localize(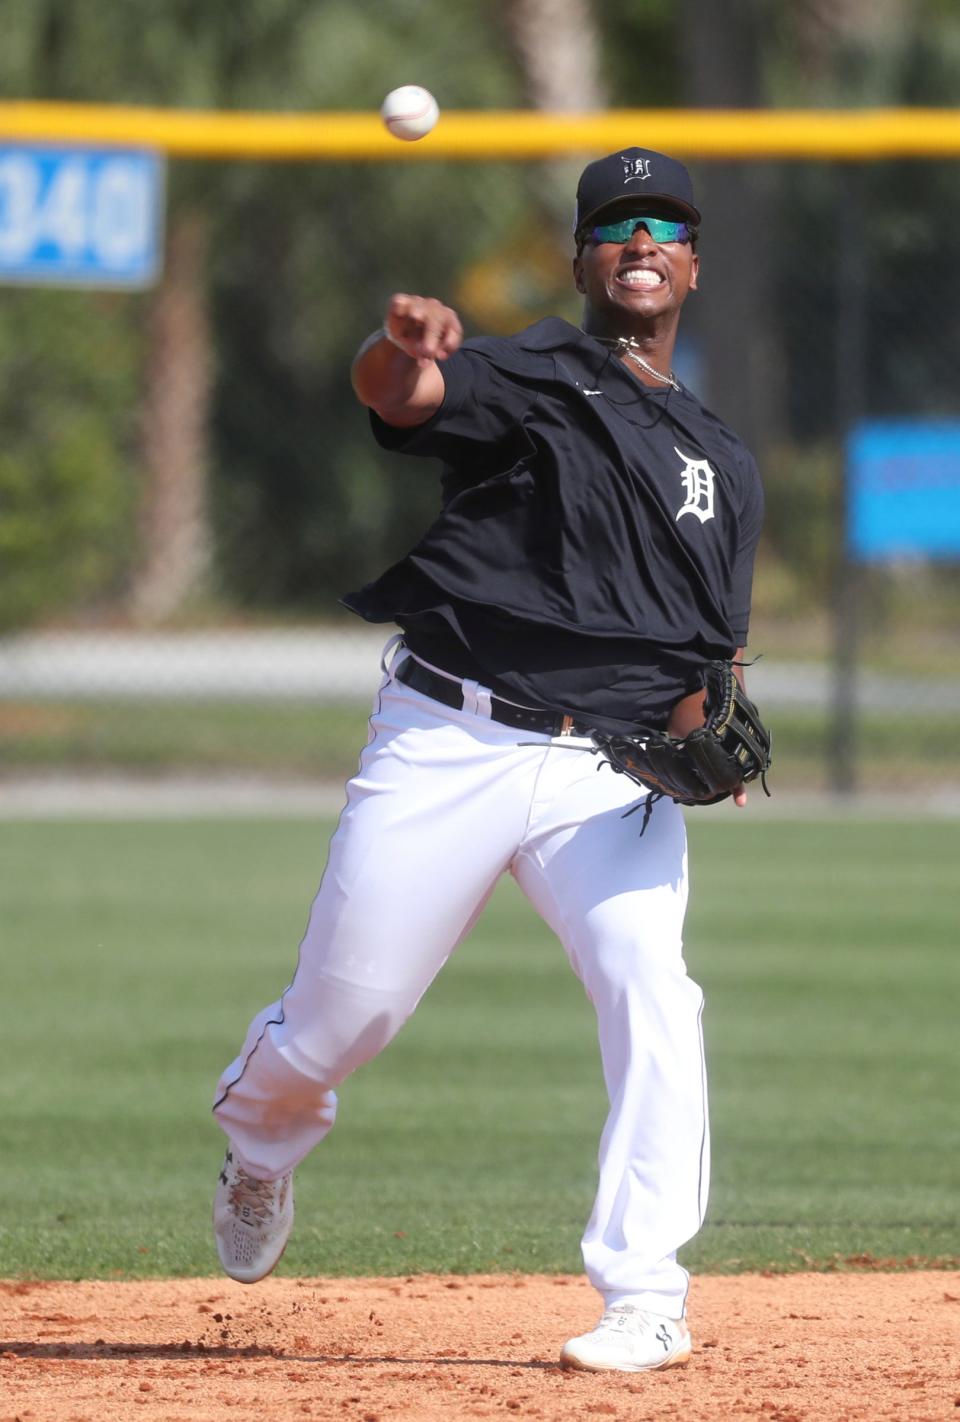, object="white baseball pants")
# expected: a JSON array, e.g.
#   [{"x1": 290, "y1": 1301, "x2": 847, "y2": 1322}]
[{"x1": 213, "y1": 645, "x2": 709, "y2": 1318}]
